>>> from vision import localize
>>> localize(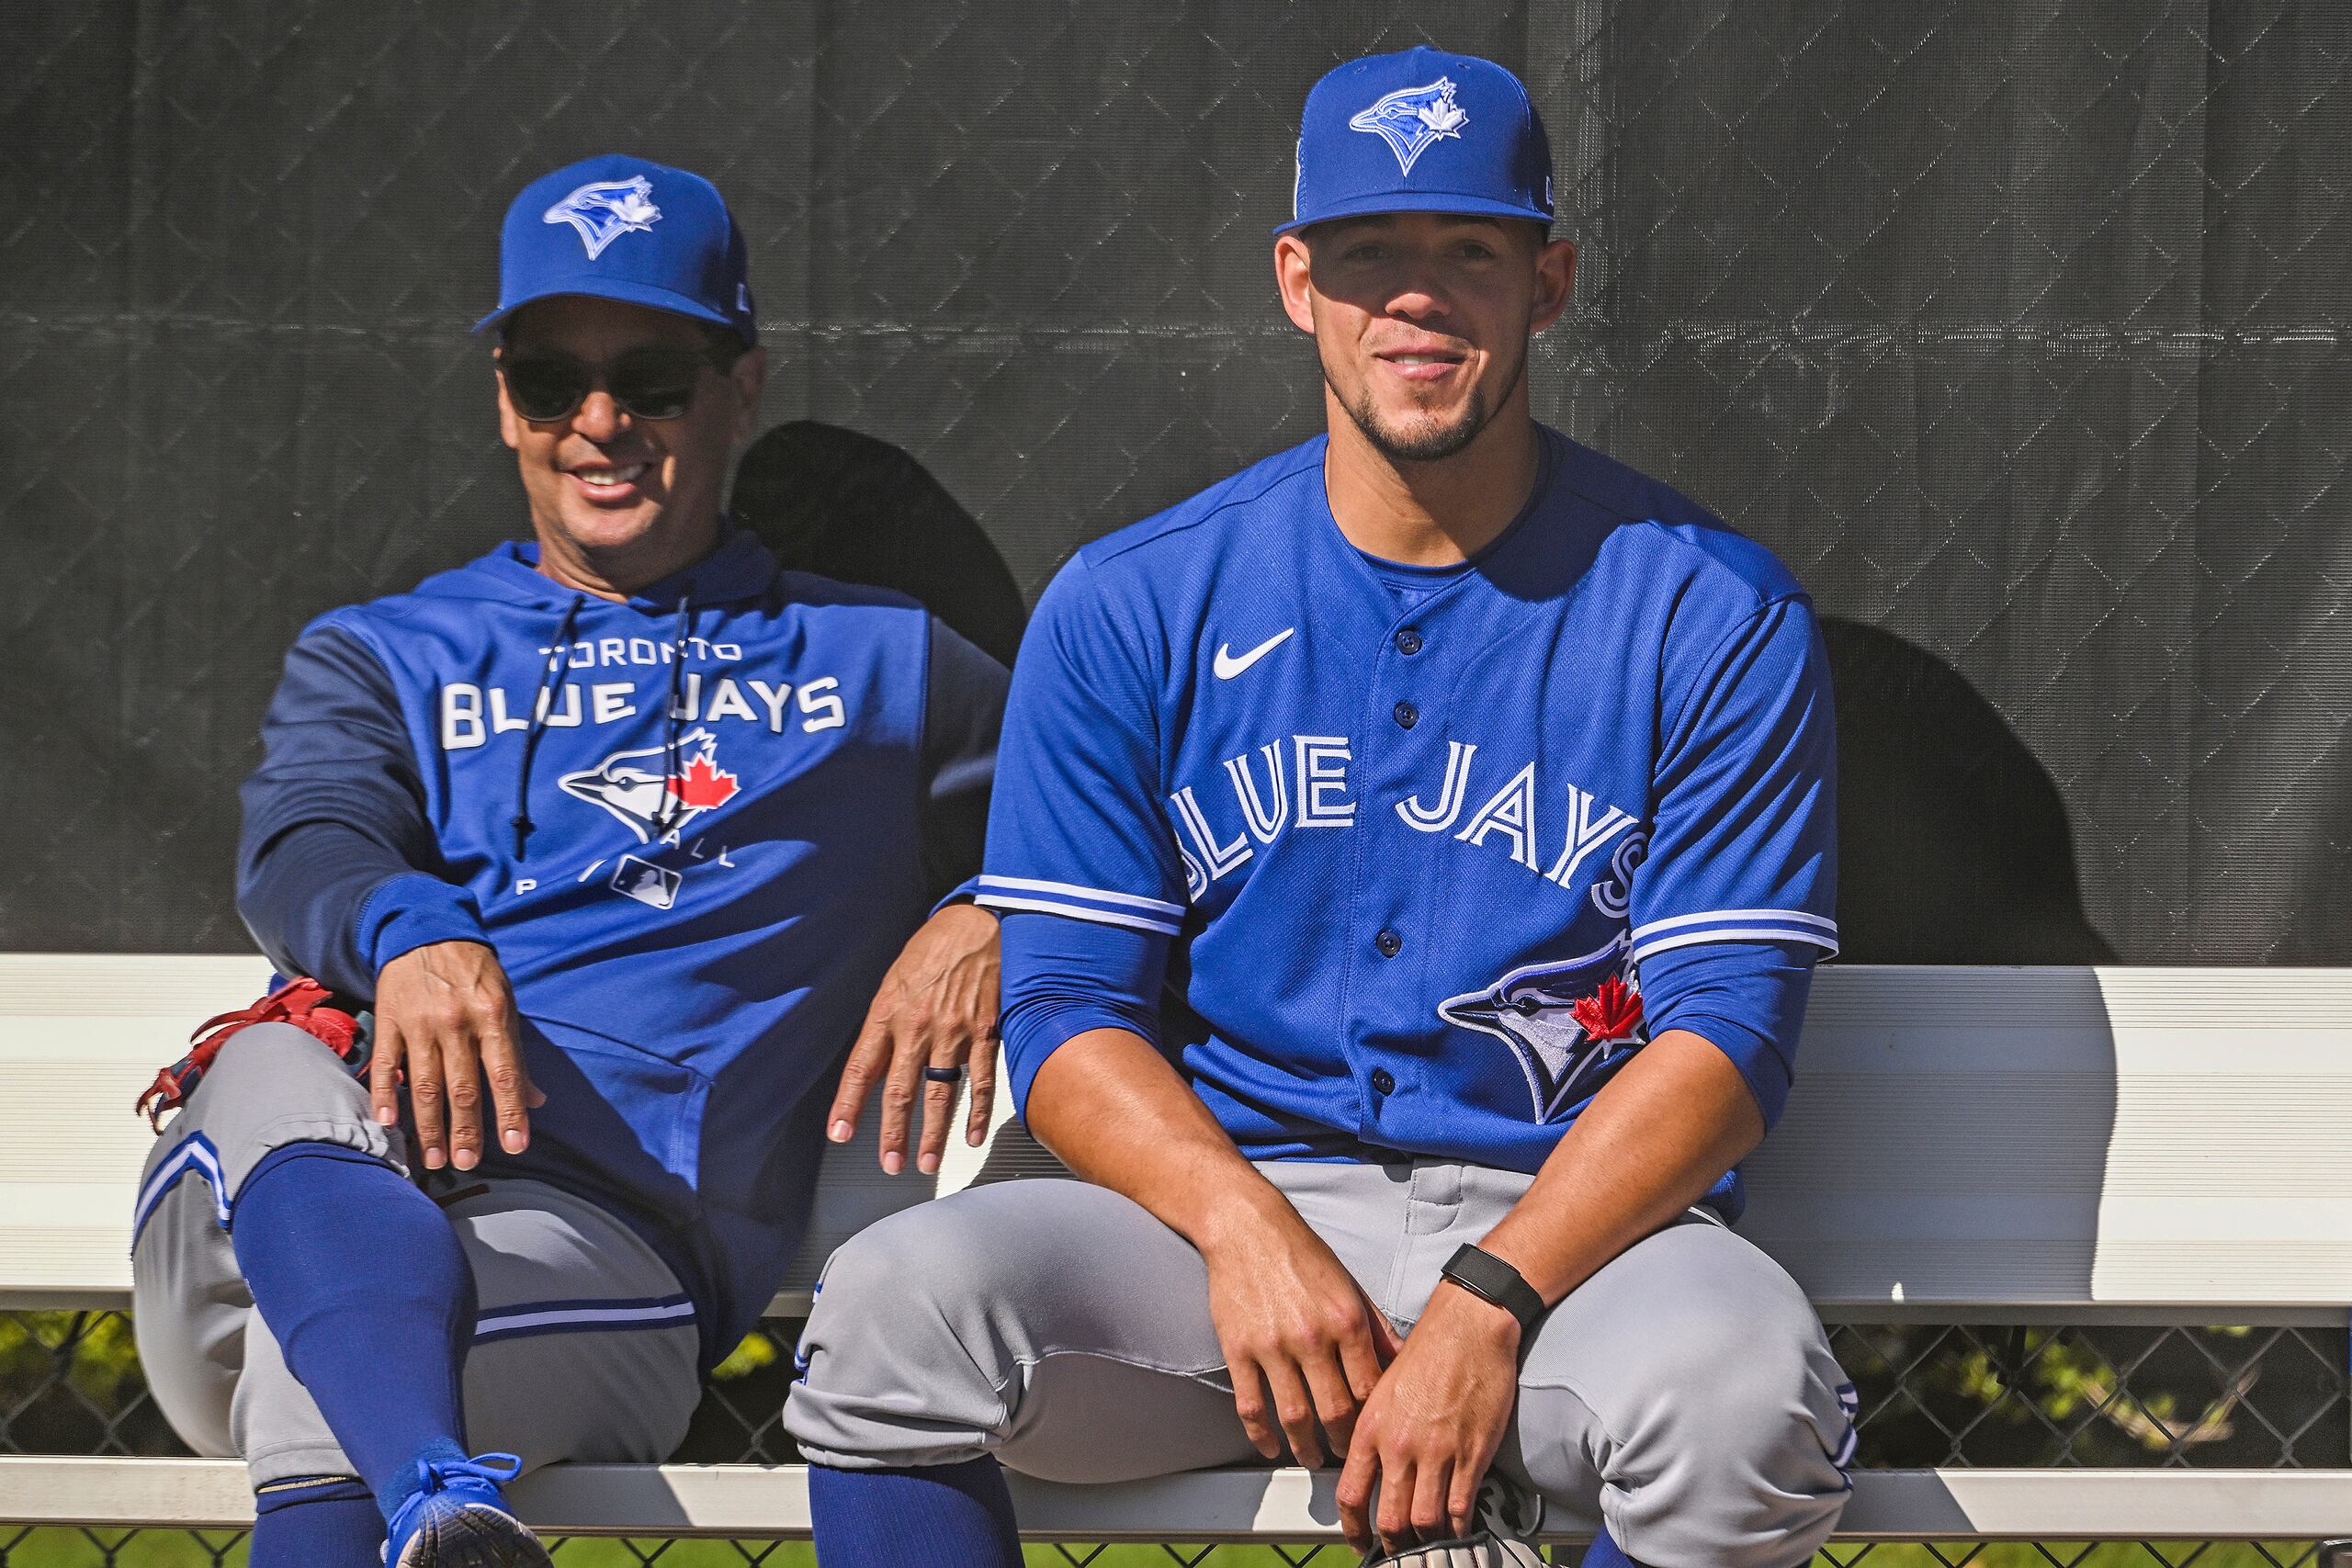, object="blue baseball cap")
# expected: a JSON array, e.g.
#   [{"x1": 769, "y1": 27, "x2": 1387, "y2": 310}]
[
  {"x1": 1278, "y1": 47, "x2": 1554, "y2": 235},
  {"x1": 475, "y1": 154, "x2": 758, "y2": 344}
]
